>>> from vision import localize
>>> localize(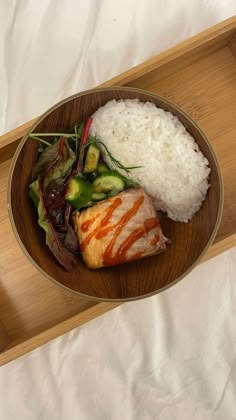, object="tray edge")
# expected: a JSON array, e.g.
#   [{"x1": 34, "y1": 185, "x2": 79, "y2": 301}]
[
  {"x1": 1, "y1": 15, "x2": 236, "y2": 365},
  {"x1": 0, "y1": 302, "x2": 119, "y2": 367}
]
